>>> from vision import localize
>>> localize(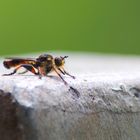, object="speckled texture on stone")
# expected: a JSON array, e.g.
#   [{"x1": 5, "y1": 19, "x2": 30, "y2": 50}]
[{"x1": 0, "y1": 72, "x2": 140, "y2": 140}]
